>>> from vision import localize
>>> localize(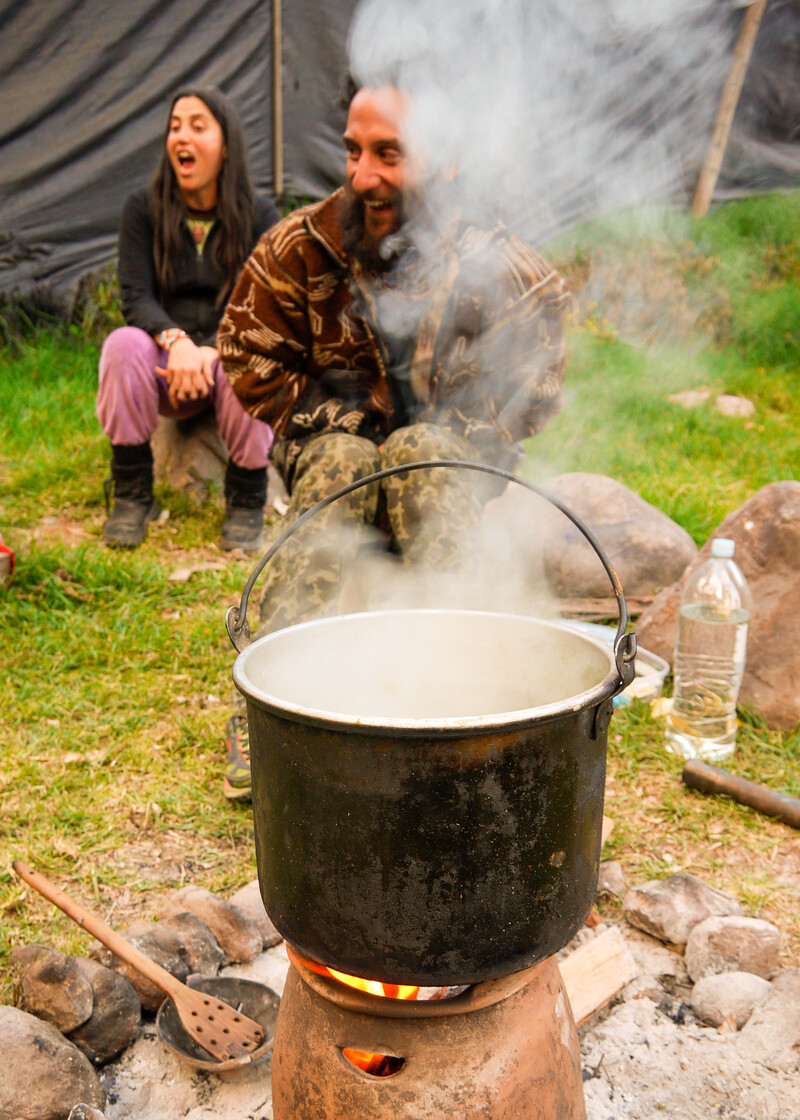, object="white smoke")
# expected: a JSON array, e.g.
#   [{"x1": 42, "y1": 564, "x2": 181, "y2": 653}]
[
  {"x1": 269, "y1": 1, "x2": 741, "y2": 633},
  {"x1": 348, "y1": 0, "x2": 734, "y2": 244}
]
